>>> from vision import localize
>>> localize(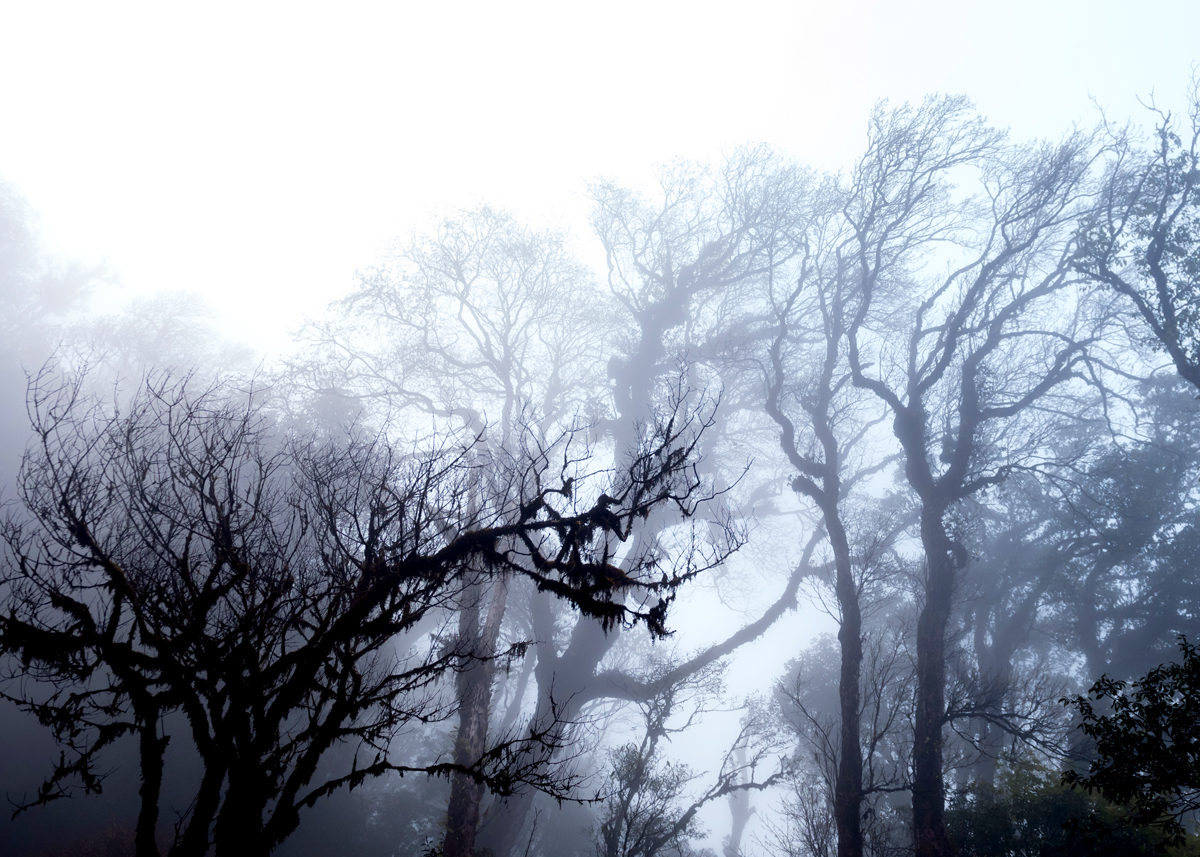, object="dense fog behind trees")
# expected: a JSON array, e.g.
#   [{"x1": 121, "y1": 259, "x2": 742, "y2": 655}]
[{"x1": 2, "y1": 86, "x2": 1200, "y2": 857}]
